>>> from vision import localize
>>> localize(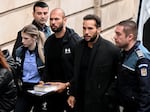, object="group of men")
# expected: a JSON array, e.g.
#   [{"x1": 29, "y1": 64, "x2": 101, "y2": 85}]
[{"x1": 11, "y1": 1, "x2": 150, "y2": 112}]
